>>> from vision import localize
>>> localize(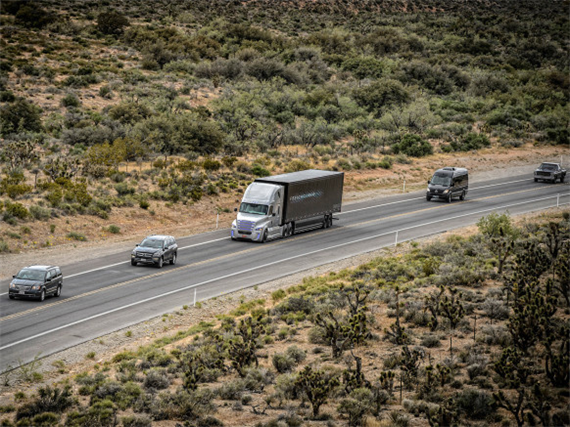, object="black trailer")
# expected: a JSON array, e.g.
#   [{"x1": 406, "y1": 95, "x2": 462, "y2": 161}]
[{"x1": 255, "y1": 170, "x2": 344, "y2": 228}]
